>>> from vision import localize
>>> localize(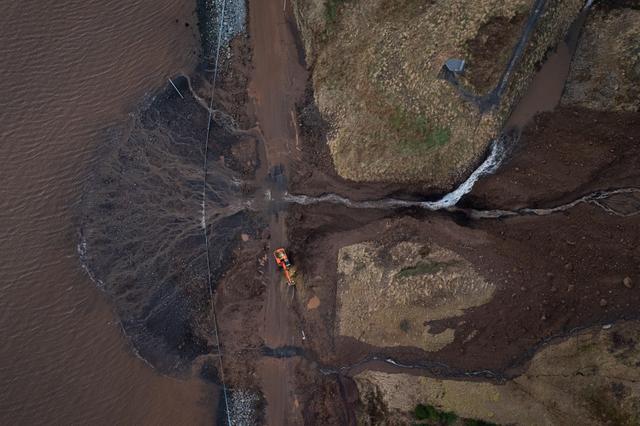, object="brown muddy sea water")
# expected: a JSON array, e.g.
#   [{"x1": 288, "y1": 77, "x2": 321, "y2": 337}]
[{"x1": 0, "y1": 0, "x2": 218, "y2": 424}]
